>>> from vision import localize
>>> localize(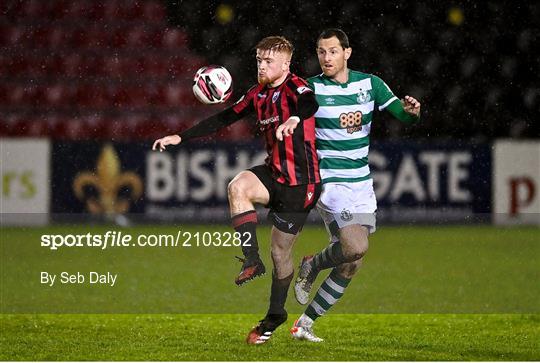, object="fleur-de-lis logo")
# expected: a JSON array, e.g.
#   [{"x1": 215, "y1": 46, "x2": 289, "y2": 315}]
[{"x1": 73, "y1": 144, "x2": 142, "y2": 215}]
